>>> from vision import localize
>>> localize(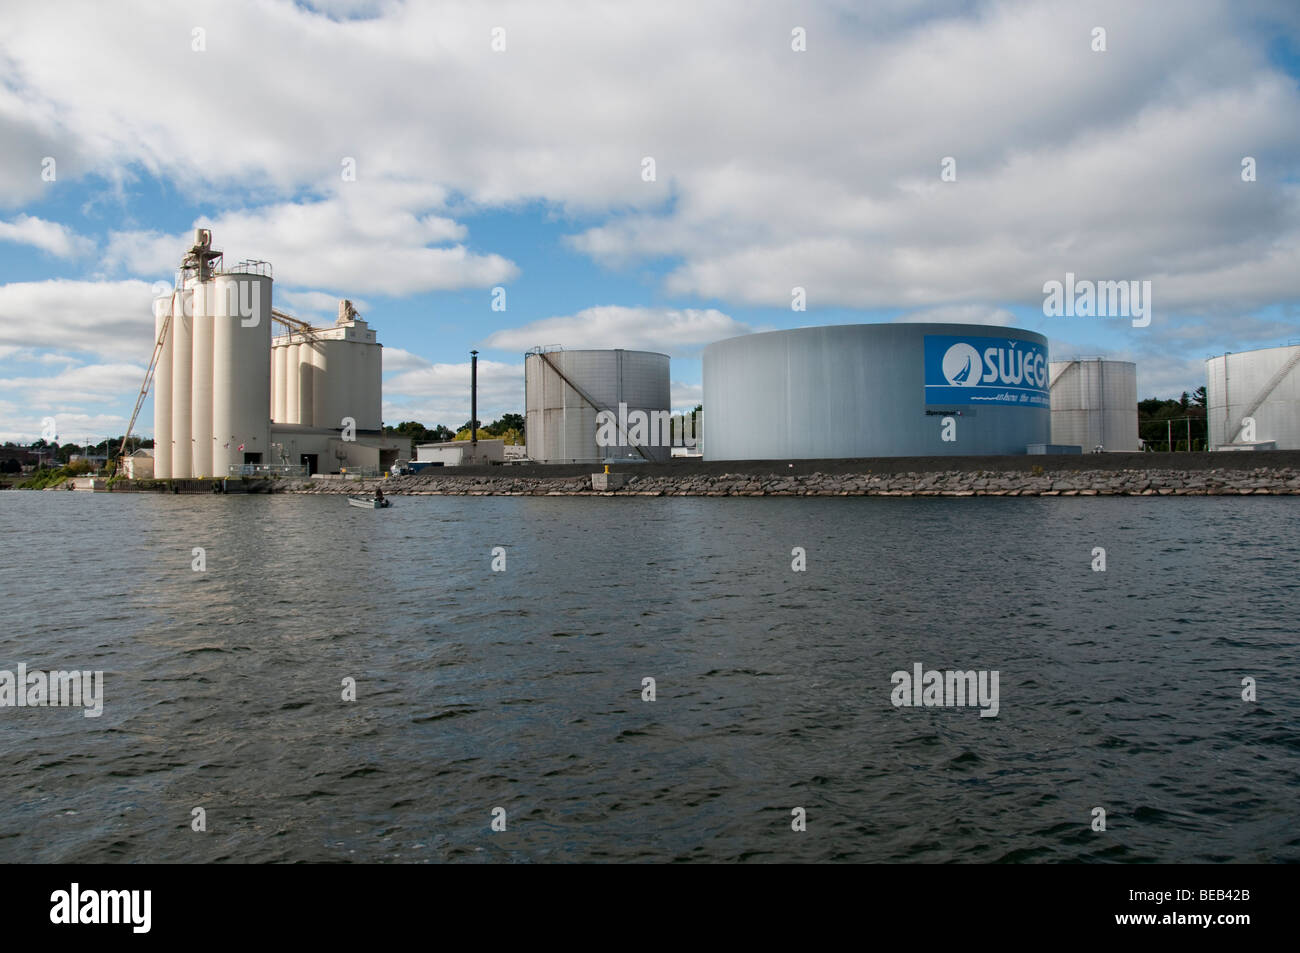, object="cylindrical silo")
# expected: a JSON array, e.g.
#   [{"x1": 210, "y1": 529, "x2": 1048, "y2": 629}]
[
  {"x1": 190, "y1": 280, "x2": 214, "y2": 477},
  {"x1": 212, "y1": 273, "x2": 272, "y2": 475},
  {"x1": 170, "y1": 284, "x2": 194, "y2": 478},
  {"x1": 272, "y1": 341, "x2": 288, "y2": 424},
  {"x1": 152, "y1": 293, "x2": 174, "y2": 479},
  {"x1": 285, "y1": 340, "x2": 302, "y2": 425},
  {"x1": 1207, "y1": 345, "x2": 1300, "y2": 449},
  {"x1": 361, "y1": 341, "x2": 382, "y2": 431},
  {"x1": 309, "y1": 342, "x2": 329, "y2": 430},
  {"x1": 524, "y1": 349, "x2": 671, "y2": 463},
  {"x1": 1048, "y1": 359, "x2": 1138, "y2": 451}
]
